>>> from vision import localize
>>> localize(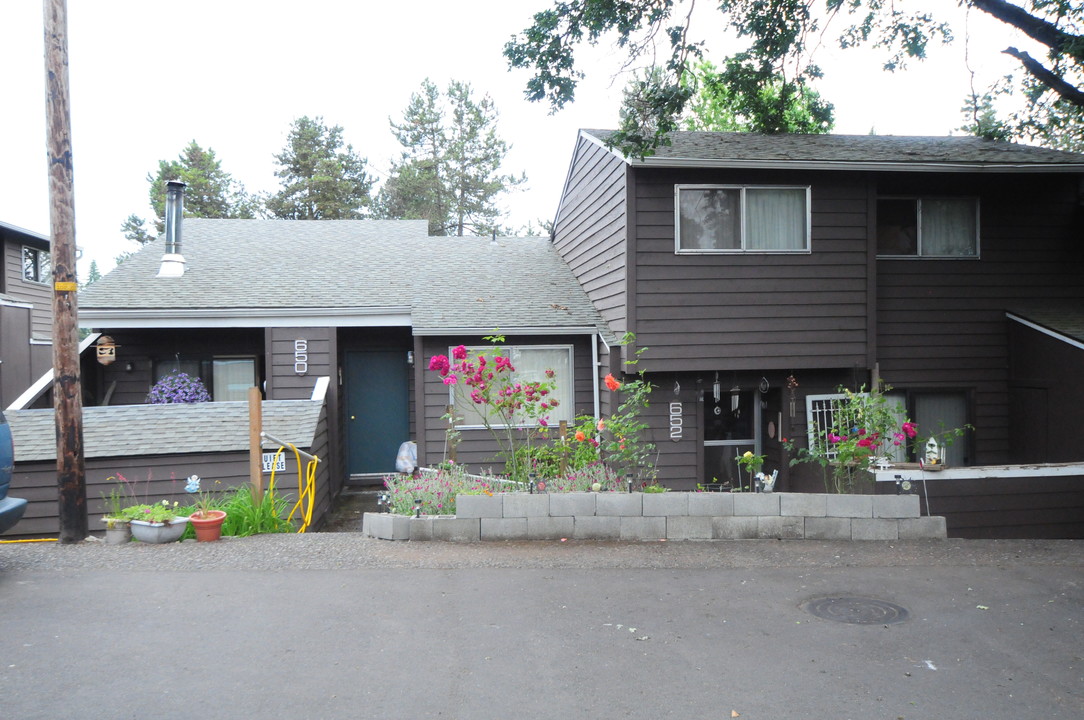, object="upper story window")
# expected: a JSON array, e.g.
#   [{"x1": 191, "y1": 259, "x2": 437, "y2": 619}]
[
  {"x1": 452, "y1": 345, "x2": 574, "y2": 429},
  {"x1": 675, "y1": 185, "x2": 810, "y2": 253},
  {"x1": 22, "y1": 246, "x2": 50, "y2": 284},
  {"x1": 877, "y1": 197, "x2": 979, "y2": 258}
]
